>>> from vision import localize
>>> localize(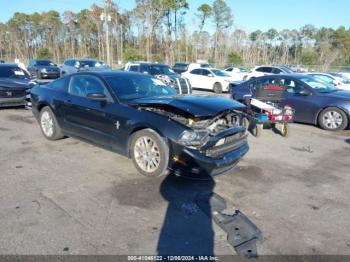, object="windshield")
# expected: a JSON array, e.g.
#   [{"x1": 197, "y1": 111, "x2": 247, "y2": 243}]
[
  {"x1": 200, "y1": 63, "x2": 210, "y2": 68},
  {"x1": 211, "y1": 69, "x2": 231, "y2": 77},
  {"x1": 329, "y1": 73, "x2": 350, "y2": 84},
  {"x1": 300, "y1": 77, "x2": 337, "y2": 93},
  {"x1": 106, "y1": 74, "x2": 177, "y2": 102},
  {"x1": 148, "y1": 65, "x2": 175, "y2": 75},
  {"x1": 341, "y1": 77, "x2": 350, "y2": 84},
  {"x1": 36, "y1": 60, "x2": 55, "y2": 66},
  {"x1": 0, "y1": 66, "x2": 30, "y2": 79},
  {"x1": 280, "y1": 66, "x2": 294, "y2": 74},
  {"x1": 174, "y1": 63, "x2": 188, "y2": 70},
  {"x1": 79, "y1": 60, "x2": 106, "y2": 68}
]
